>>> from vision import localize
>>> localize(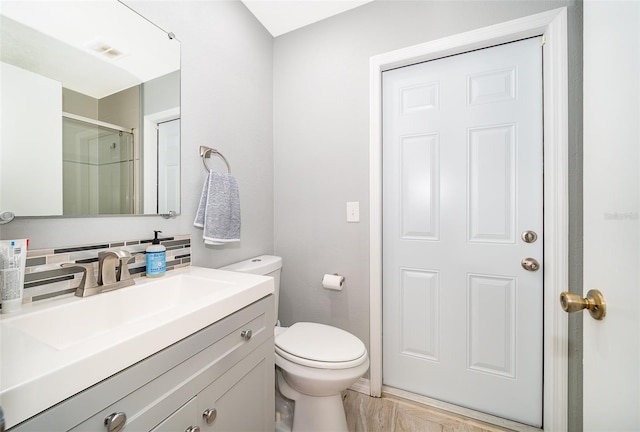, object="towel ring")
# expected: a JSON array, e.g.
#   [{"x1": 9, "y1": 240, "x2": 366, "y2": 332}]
[{"x1": 199, "y1": 146, "x2": 231, "y2": 173}]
